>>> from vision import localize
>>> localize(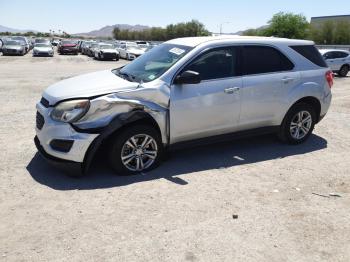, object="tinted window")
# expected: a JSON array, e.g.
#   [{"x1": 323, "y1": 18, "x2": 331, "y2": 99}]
[
  {"x1": 323, "y1": 52, "x2": 336, "y2": 60},
  {"x1": 290, "y1": 45, "x2": 327, "y2": 67},
  {"x1": 335, "y1": 51, "x2": 349, "y2": 58},
  {"x1": 185, "y1": 47, "x2": 237, "y2": 80},
  {"x1": 242, "y1": 46, "x2": 294, "y2": 75}
]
